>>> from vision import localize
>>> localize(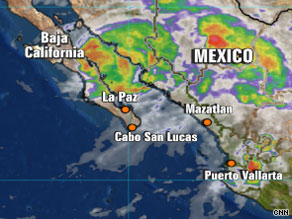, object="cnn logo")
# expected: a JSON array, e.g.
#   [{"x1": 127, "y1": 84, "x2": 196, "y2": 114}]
[{"x1": 273, "y1": 209, "x2": 289, "y2": 216}]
